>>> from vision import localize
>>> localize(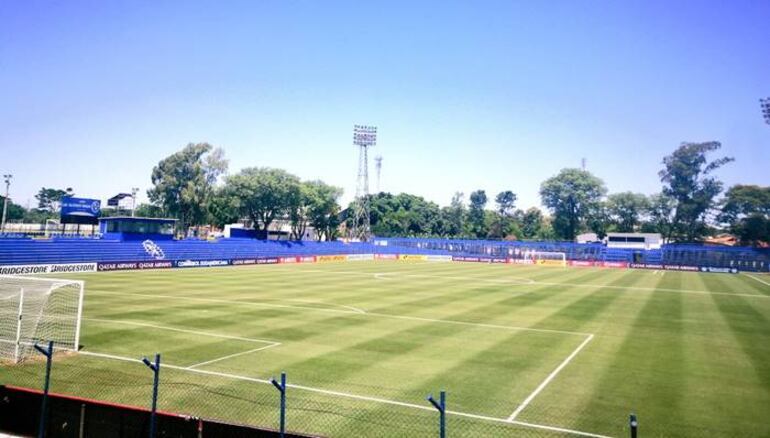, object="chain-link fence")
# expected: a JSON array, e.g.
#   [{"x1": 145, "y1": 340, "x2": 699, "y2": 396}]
[{"x1": 1, "y1": 345, "x2": 630, "y2": 438}]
